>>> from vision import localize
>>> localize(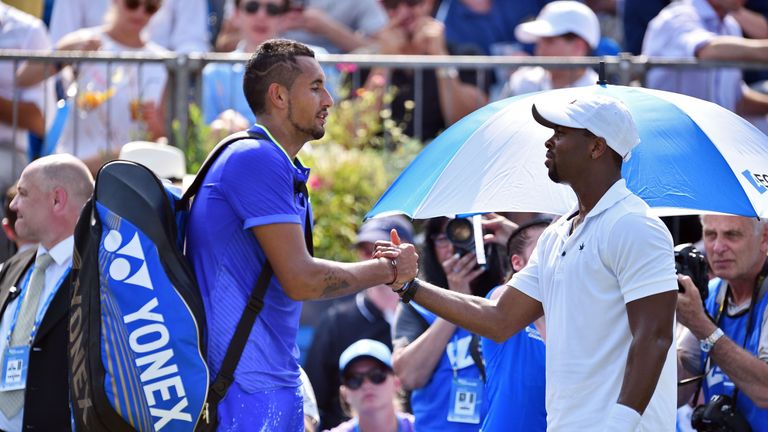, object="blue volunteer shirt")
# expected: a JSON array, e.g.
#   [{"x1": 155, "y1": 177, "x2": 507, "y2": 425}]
[
  {"x1": 187, "y1": 124, "x2": 311, "y2": 392},
  {"x1": 410, "y1": 303, "x2": 487, "y2": 432},
  {"x1": 201, "y1": 61, "x2": 256, "y2": 125},
  {"x1": 700, "y1": 278, "x2": 768, "y2": 432},
  {"x1": 480, "y1": 287, "x2": 546, "y2": 432}
]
